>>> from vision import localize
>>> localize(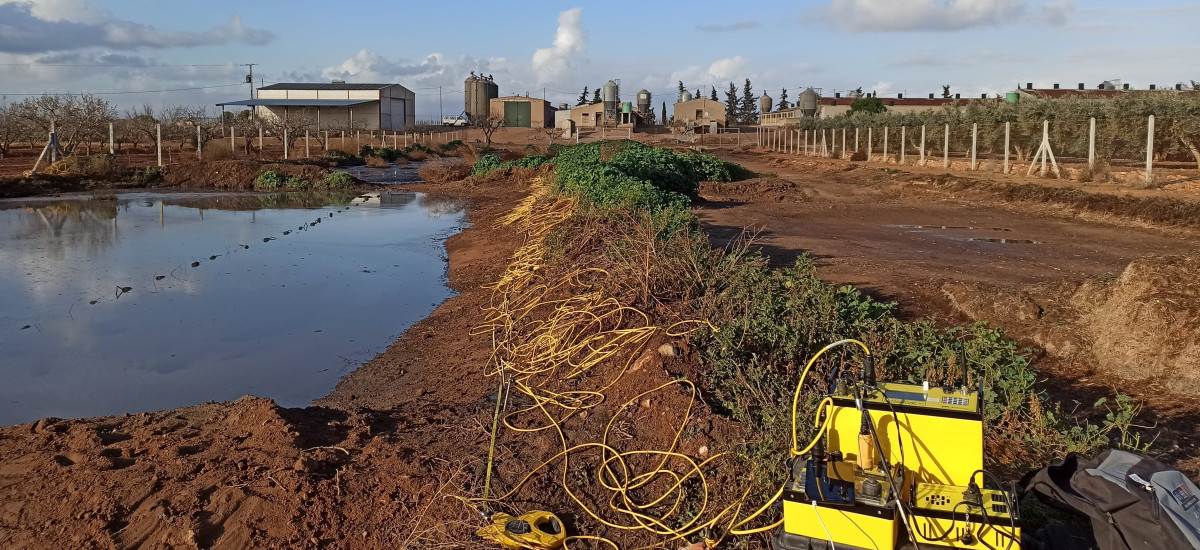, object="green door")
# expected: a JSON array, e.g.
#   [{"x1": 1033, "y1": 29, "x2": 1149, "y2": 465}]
[{"x1": 503, "y1": 101, "x2": 532, "y2": 127}]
